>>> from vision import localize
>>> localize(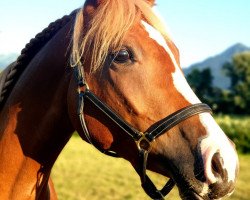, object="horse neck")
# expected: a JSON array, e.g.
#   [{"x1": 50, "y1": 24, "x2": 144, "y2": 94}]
[{"x1": 0, "y1": 20, "x2": 75, "y2": 199}]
